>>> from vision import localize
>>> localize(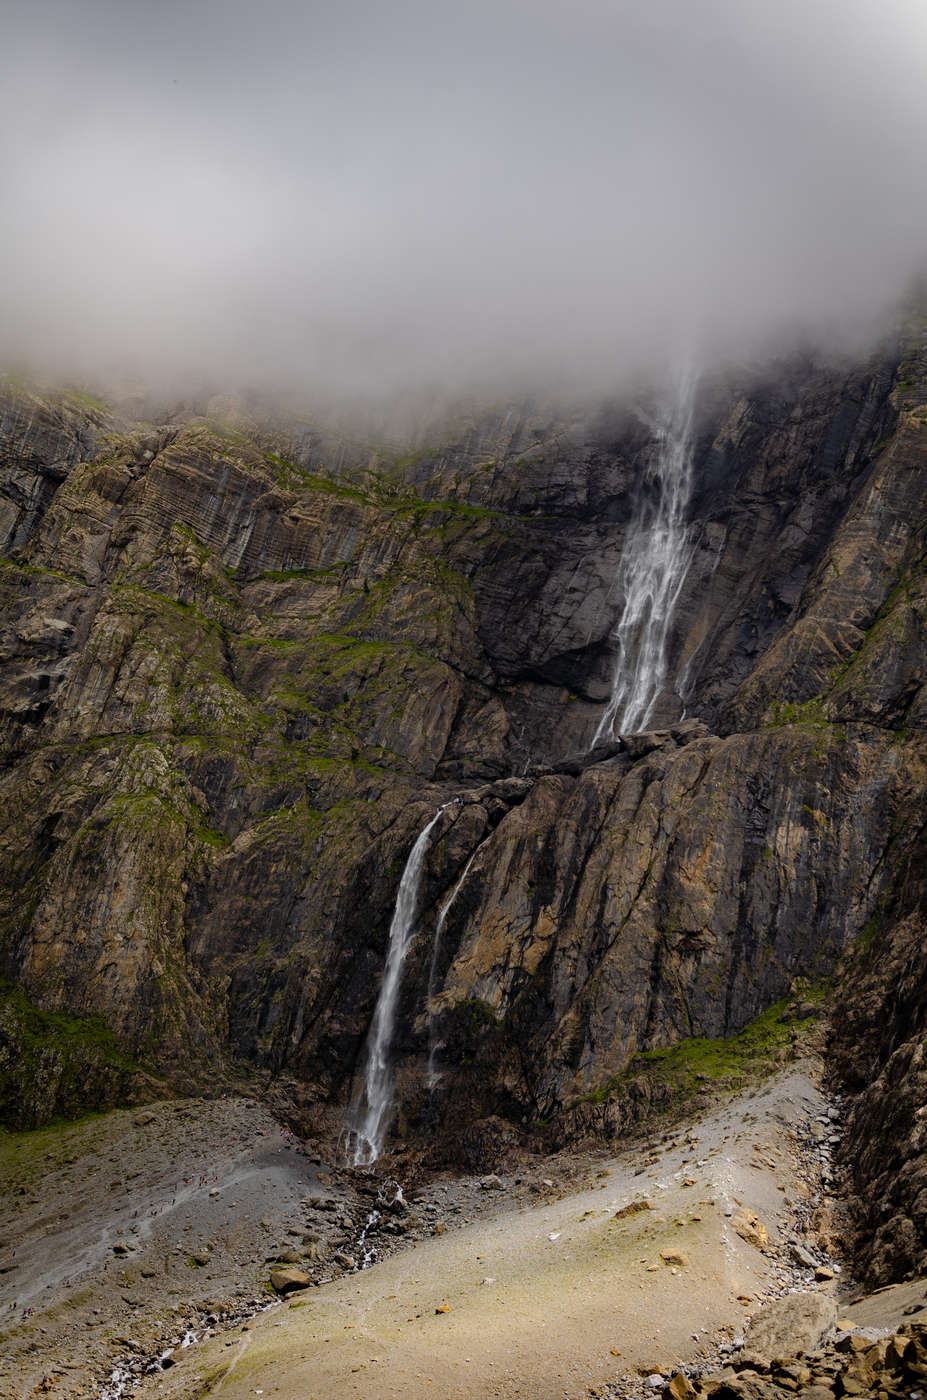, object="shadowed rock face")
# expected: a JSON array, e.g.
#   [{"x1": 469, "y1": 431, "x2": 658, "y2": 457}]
[{"x1": 0, "y1": 323, "x2": 926, "y2": 1275}]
